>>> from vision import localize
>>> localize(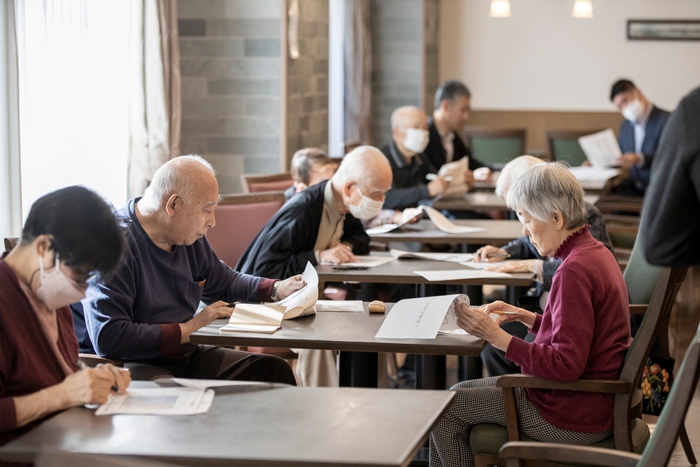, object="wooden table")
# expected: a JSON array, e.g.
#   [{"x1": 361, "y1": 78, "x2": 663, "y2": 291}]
[
  {"x1": 434, "y1": 192, "x2": 600, "y2": 212},
  {"x1": 316, "y1": 258, "x2": 534, "y2": 287},
  {"x1": 0, "y1": 382, "x2": 455, "y2": 467},
  {"x1": 192, "y1": 303, "x2": 487, "y2": 389},
  {"x1": 368, "y1": 219, "x2": 523, "y2": 245}
]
